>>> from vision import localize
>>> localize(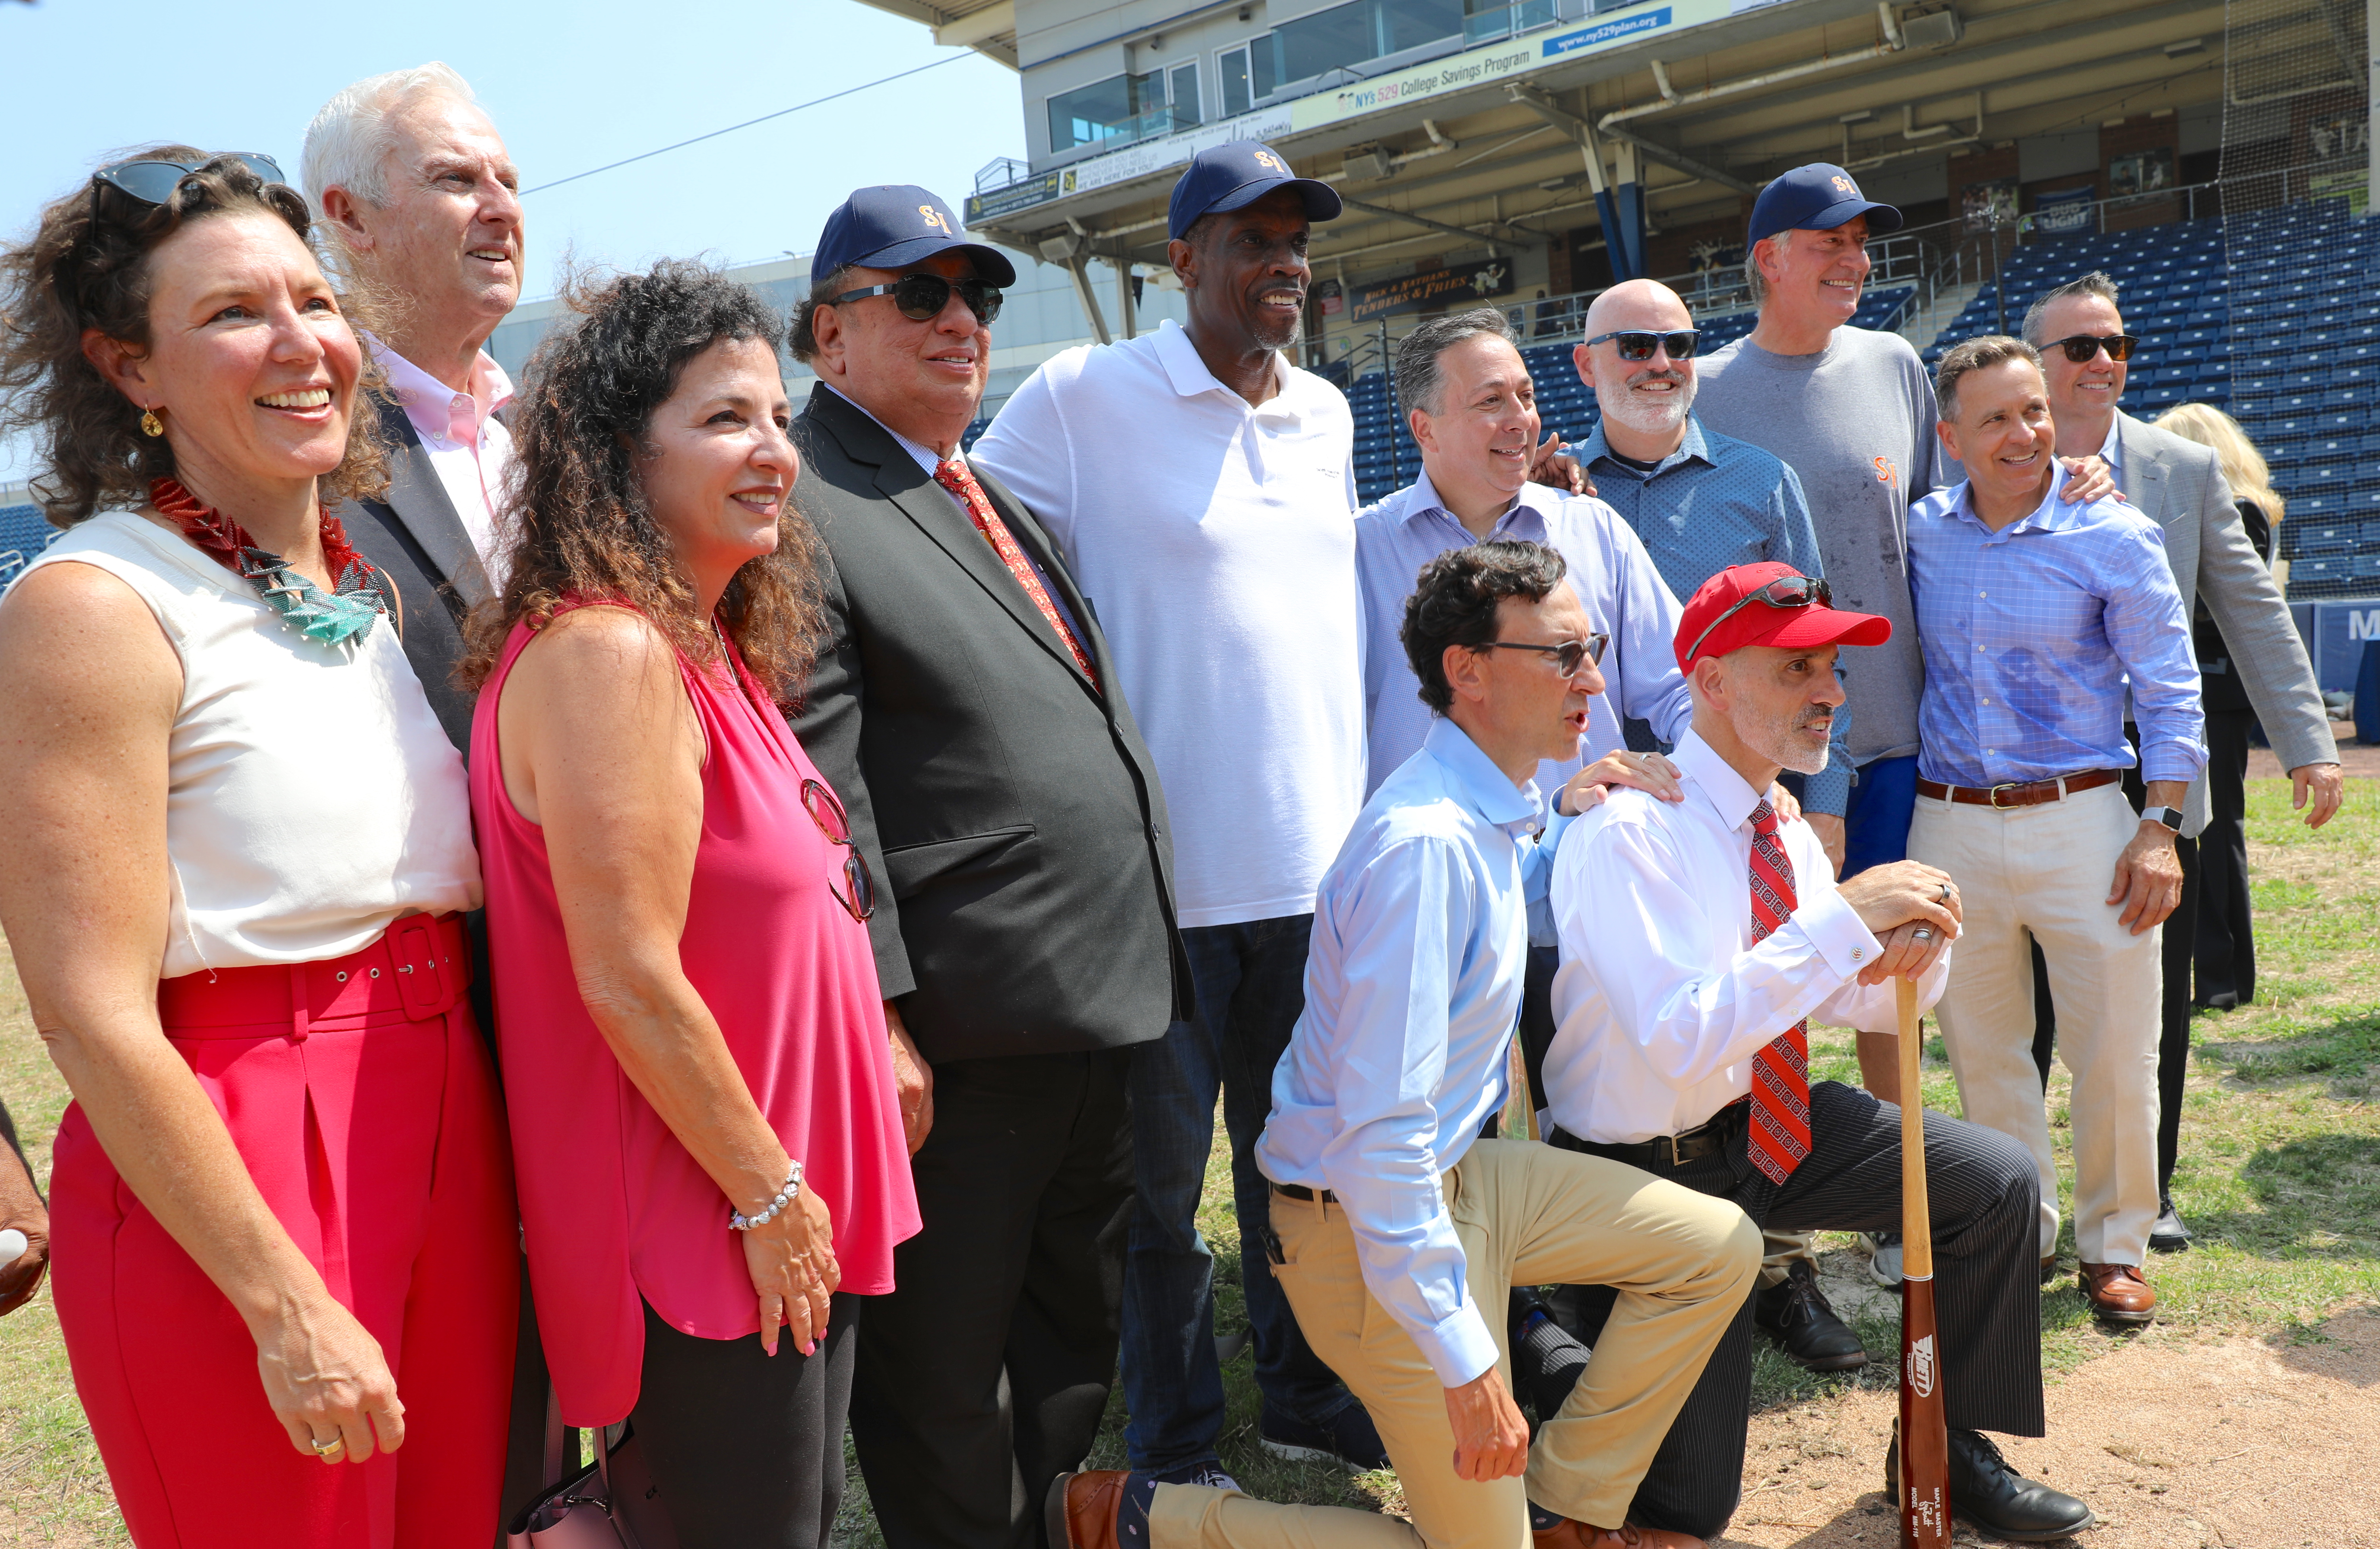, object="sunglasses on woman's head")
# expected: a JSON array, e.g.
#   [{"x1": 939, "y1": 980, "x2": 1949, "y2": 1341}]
[
  {"x1": 1584, "y1": 329, "x2": 1700, "y2": 362},
  {"x1": 828, "y1": 272, "x2": 1004, "y2": 325},
  {"x1": 2043, "y1": 333, "x2": 2138, "y2": 363},
  {"x1": 91, "y1": 153, "x2": 287, "y2": 212}
]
